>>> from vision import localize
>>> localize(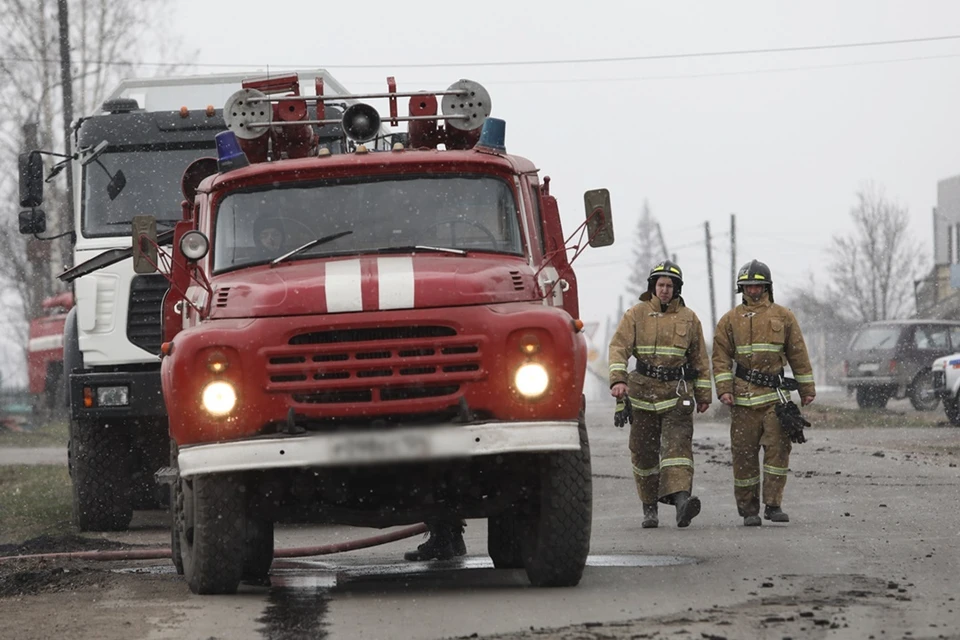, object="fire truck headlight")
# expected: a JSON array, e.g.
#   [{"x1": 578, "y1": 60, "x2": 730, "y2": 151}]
[
  {"x1": 201, "y1": 381, "x2": 237, "y2": 416},
  {"x1": 180, "y1": 231, "x2": 209, "y2": 261},
  {"x1": 514, "y1": 363, "x2": 549, "y2": 398}
]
